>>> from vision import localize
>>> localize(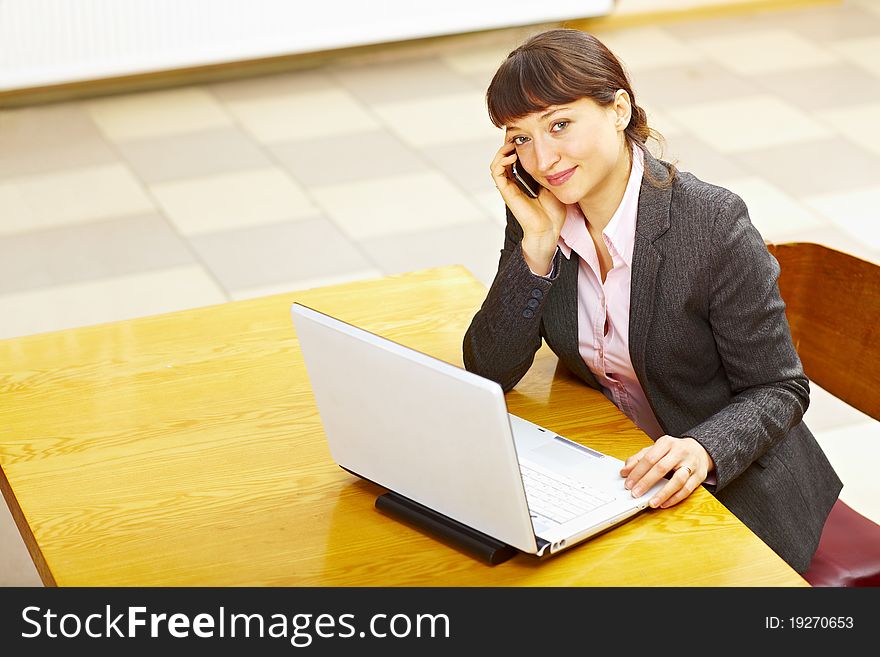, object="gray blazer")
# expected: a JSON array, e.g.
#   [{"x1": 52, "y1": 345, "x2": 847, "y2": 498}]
[{"x1": 463, "y1": 151, "x2": 842, "y2": 573}]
